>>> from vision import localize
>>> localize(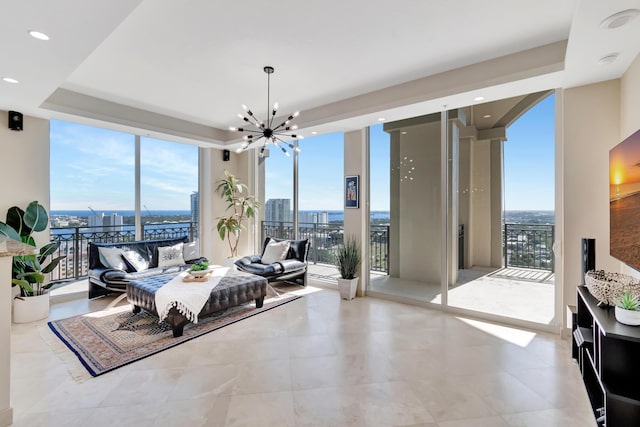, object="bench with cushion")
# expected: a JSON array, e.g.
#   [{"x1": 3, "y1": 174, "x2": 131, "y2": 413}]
[
  {"x1": 88, "y1": 237, "x2": 206, "y2": 299},
  {"x1": 126, "y1": 270, "x2": 267, "y2": 337},
  {"x1": 234, "y1": 237, "x2": 310, "y2": 286}
]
